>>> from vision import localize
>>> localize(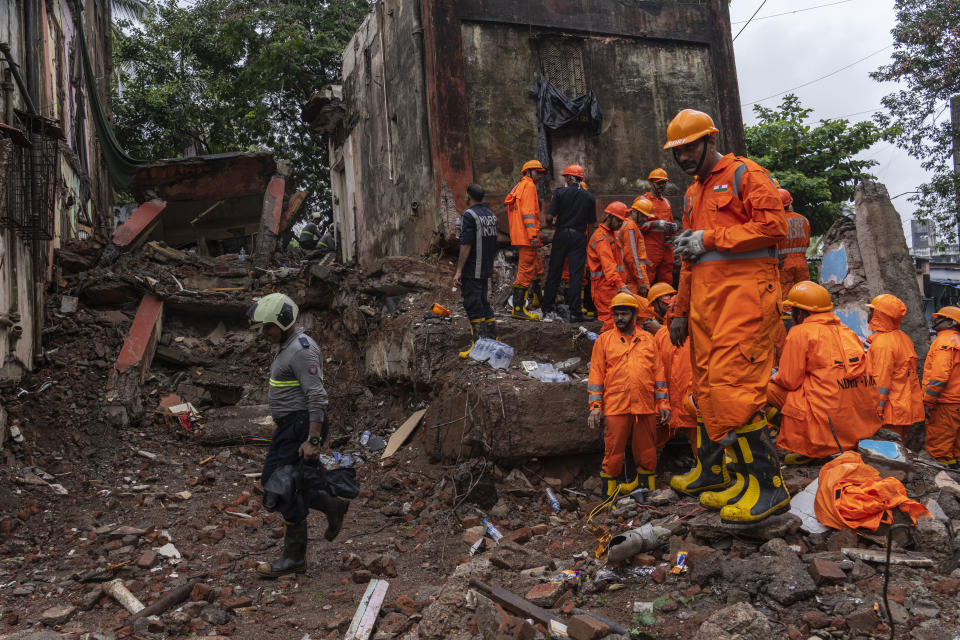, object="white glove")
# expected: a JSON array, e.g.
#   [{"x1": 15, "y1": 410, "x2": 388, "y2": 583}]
[
  {"x1": 675, "y1": 229, "x2": 706, "y2": 261},
  {"x1": 651, "y1": 220, "x2": 674, "y2": 232}
]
